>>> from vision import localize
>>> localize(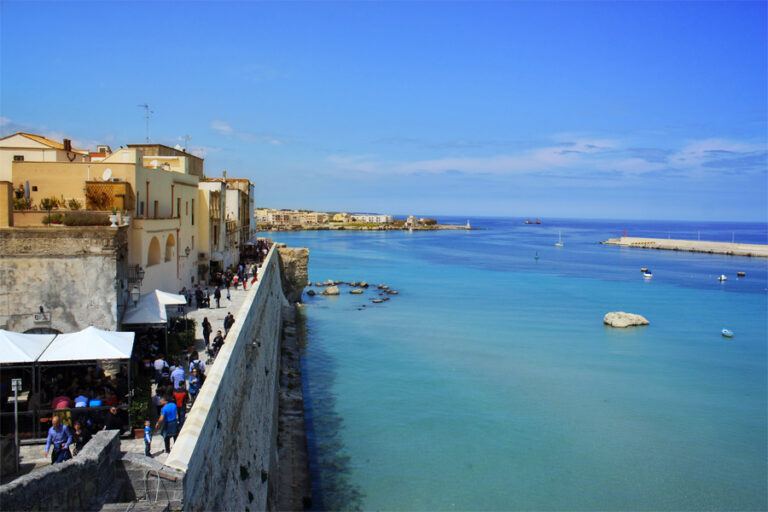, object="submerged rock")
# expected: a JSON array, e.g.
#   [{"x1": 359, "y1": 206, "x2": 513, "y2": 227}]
[
  {"x1": 350, "y1": 289, "x2": 364, "y2": 294},
  {"x1": 603, "y1": 312, "x2": 649, "y2": 328},
  {"x1": 360, "y1": 281, "x2": 368, "y2": 288},
  {"x1": 306, "y1": 289, "x2": 316, "y2": 296},
  {"x1": 387, "y1": 290, "x2": 398, "y2": 295},
  {"x1": 371, "y1": 299, "x2": 383, "y2": 303},
  {"x1": 324, "y1": 286, "x2": 340, "y2": 295}
]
